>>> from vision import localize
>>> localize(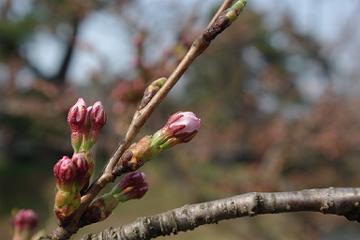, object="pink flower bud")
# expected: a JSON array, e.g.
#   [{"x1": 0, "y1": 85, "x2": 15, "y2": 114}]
[
  {"x1": 150, "y1": 112, "x2": 201, "y2": 153},
  {"x1": 90, "y1": 101, "x2": 107, "y2": 131},
  {"x1": 84, "y1": 105, "x2": 93, "y2": 130},
  {"x1": 114, "y1": 172, "x2": 148, "y2": 201},
  {"x1": 71, "y1": 153, "x2": 89, "y2": 180},
  {"x1": 53, "y1": 156, "x2": 77, "y2": 185},
  {"x1": 165, "y1": 111, "x2": 201, "y2": 142},
  {"x1": 67, "y1": 98, "x2": 87, "y2": 133},
  {"x1": 12, "y1": 209, "x2": 38, "y2": 231},
  {"x1": 80, "y1": 102, "x2": 107, "y2": 151},
  {"x1": 54, "y1": 155, "x2": 90, "y2": 188}
]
